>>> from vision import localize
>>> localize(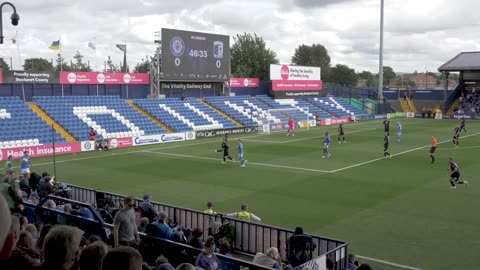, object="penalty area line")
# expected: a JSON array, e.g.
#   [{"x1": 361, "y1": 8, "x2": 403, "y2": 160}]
[
  {"x1": 330, "y1": 132, "x2": 480, "y2": 173},
  {"x1": 356, "y1": 255, "x2": 424, "y2": 270}
]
